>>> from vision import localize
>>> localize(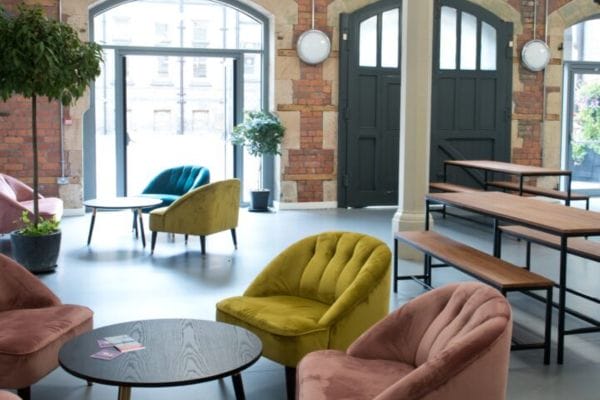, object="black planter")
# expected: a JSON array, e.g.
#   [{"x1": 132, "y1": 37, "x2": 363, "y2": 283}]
[
  {"x1": 249, "y1": 190, "x2": 270, "y2": 212},
  {"x1": 10, "y1": 230, "x2": 61, "y2": 273}
]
